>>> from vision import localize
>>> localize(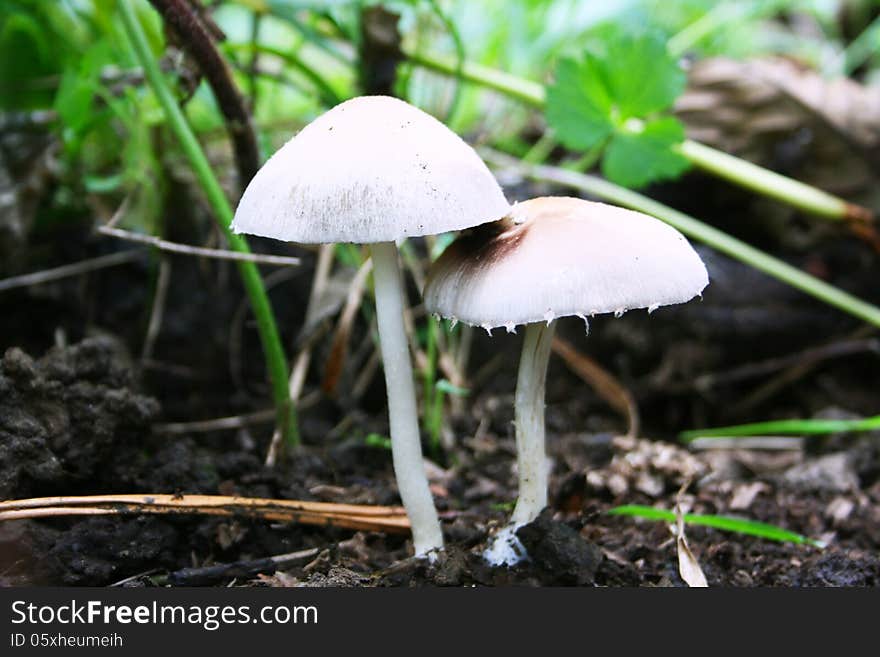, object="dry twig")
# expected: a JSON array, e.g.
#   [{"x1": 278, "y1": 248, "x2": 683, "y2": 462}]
[
  {"x1": 97, "y1": 225, "x2": 301, "y2": 266},
  {"x1": 165, "y1": 547, "x2": 320, "y2": 586},
  {"x1": 0, "y1": 494, "x2": 410, "y2": 533},
  {"x1": 148, "y1": 0, "x2": 261, "y2": 187},
  {"x1": 141, "y1": 257, "x2": 172, "y2": 361},
  {"x1": 154, "y1": 393, "x2": 320, "y2": 435},
  {"x1": 0, "y1": 251, "x2": 145, "y2": 293}
]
